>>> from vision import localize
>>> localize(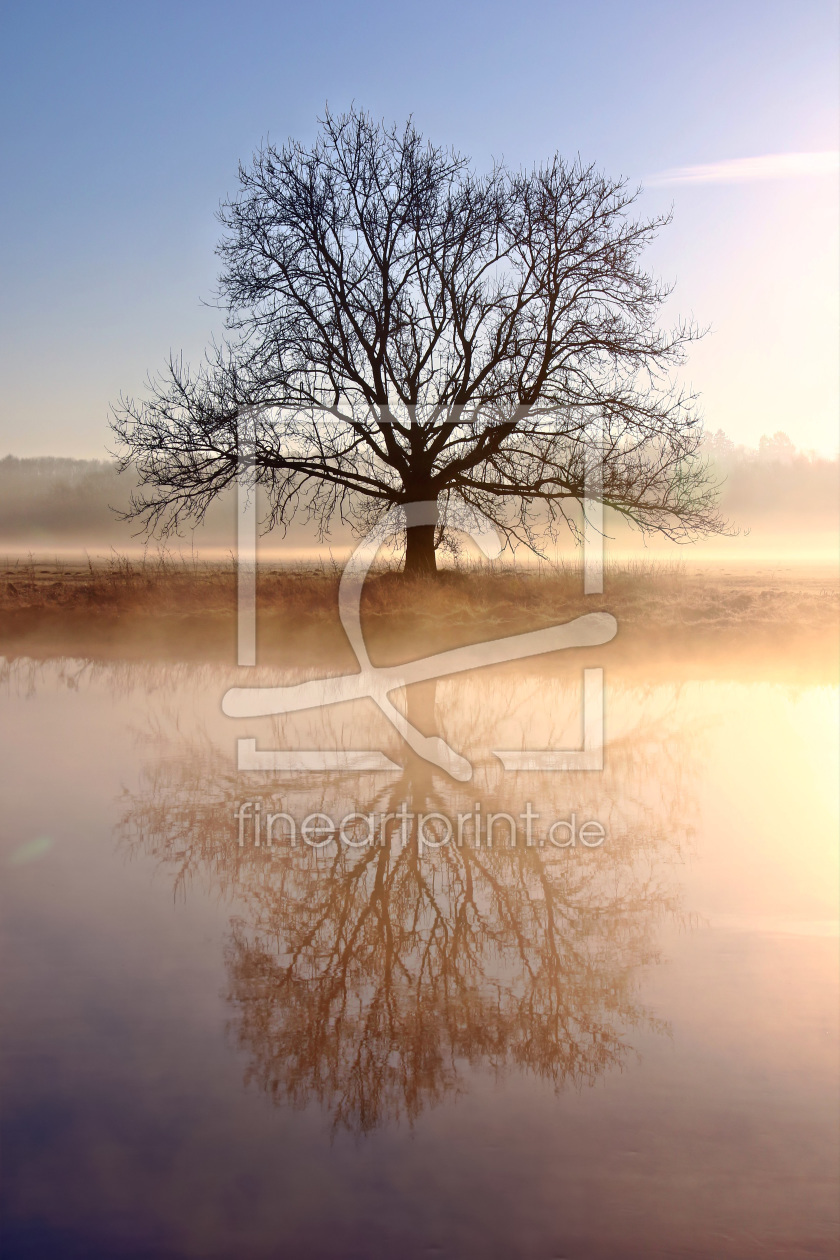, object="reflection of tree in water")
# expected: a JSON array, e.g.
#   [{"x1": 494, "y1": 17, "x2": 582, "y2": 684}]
[
  {"x1": 117, "y1": 676, "x2": 693, "y2": 1134},
  {"x1": 226, "y1": 837, "x2": 669, "y2": 1134}
]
